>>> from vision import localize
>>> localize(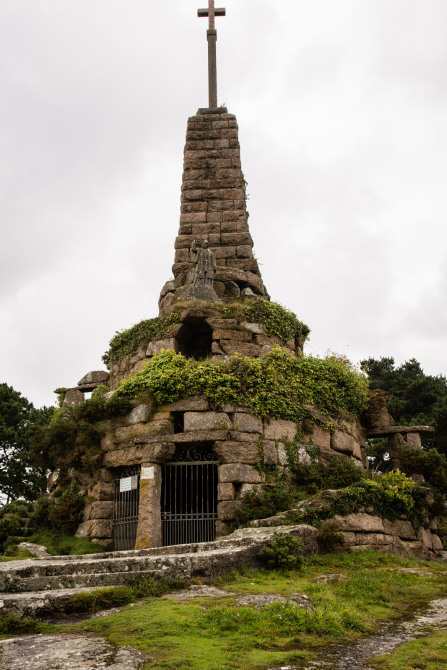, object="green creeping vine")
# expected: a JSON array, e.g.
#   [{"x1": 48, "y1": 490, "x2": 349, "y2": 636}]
[
  {"x1": 115, "y1": 347, "x2": 368, "y2": 421},
  {"x1": 102, "y1": 312, "x2": 181, "y2": 365},
  {"x1": 102, "y1": 300, "x2": 310, "y2": 366}
]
